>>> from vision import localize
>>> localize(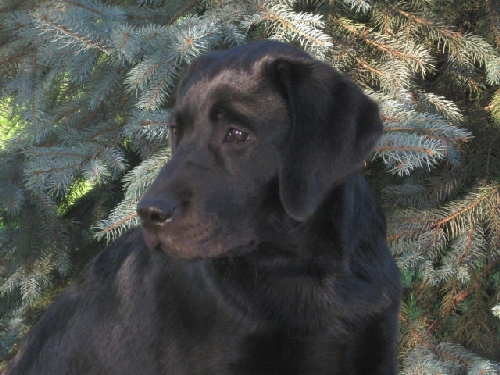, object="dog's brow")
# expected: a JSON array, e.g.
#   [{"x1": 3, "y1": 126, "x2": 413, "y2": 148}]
[
  {"x1": 212, "y1": 83, "x2": 257, "y2": 103},
  {"x1": 210, "y1": 101, "x2": 257, "y2": 131}
]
